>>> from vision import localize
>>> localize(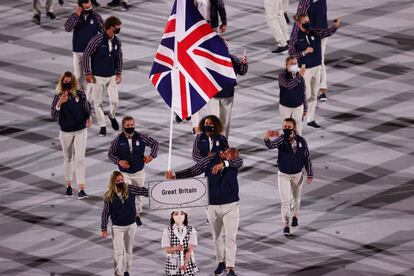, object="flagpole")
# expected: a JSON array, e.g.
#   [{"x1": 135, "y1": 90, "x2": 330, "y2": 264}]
[{"x1": 167, "y1": 105, "x2": 174, "y2": 171}]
